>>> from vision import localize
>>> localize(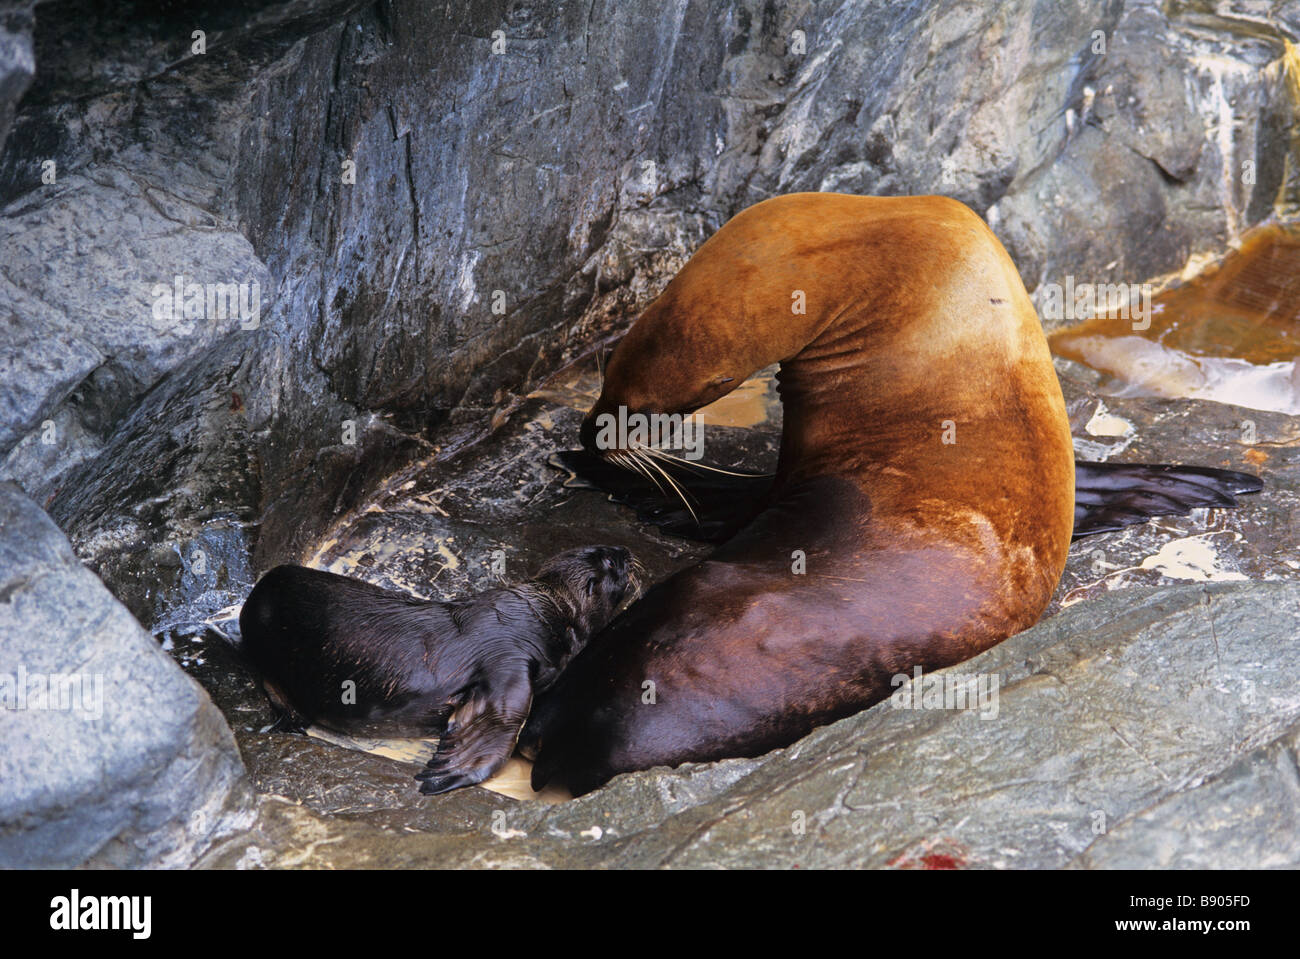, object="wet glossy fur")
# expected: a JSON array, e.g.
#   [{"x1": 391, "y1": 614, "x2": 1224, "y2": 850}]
[
  {"x1": 523, "y1": 193, "x2": 1078, "y2": 795},
  {"x1": 238, "y1": 546, "x2": 631, "y2": 794}
]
